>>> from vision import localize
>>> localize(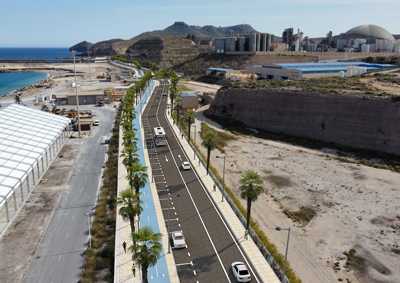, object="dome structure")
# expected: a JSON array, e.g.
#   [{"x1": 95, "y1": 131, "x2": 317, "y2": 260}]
[{"x1": 345, "y1": 25, "x2": 394, "y2": 40}]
